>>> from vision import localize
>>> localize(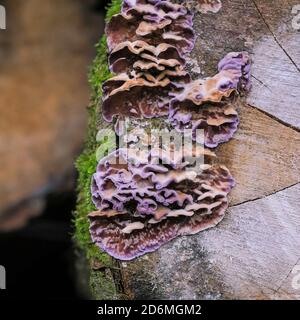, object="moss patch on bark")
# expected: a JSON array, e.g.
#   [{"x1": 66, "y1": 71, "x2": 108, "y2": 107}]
[{"x1": 73, "y1": 0, "x2": 123, "y2": 299}]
